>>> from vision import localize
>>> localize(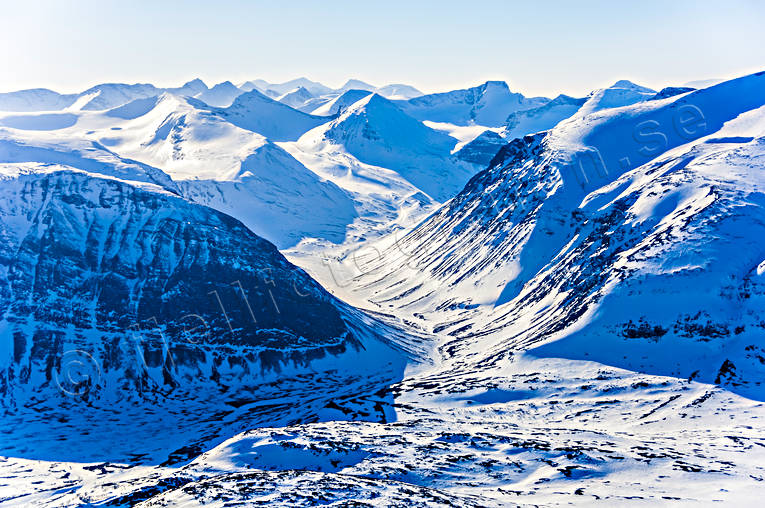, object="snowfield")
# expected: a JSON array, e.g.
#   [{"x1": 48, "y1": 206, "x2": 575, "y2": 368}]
[{"x1": 1, "y1": 72, "x2": 765, "y2": 506}]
